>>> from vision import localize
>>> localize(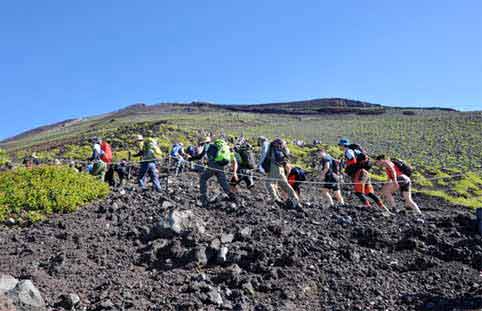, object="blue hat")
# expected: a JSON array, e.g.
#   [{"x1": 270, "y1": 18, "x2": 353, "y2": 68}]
[{"x1": 338, "y1": 138, "x2": 350, "y2": 146}]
